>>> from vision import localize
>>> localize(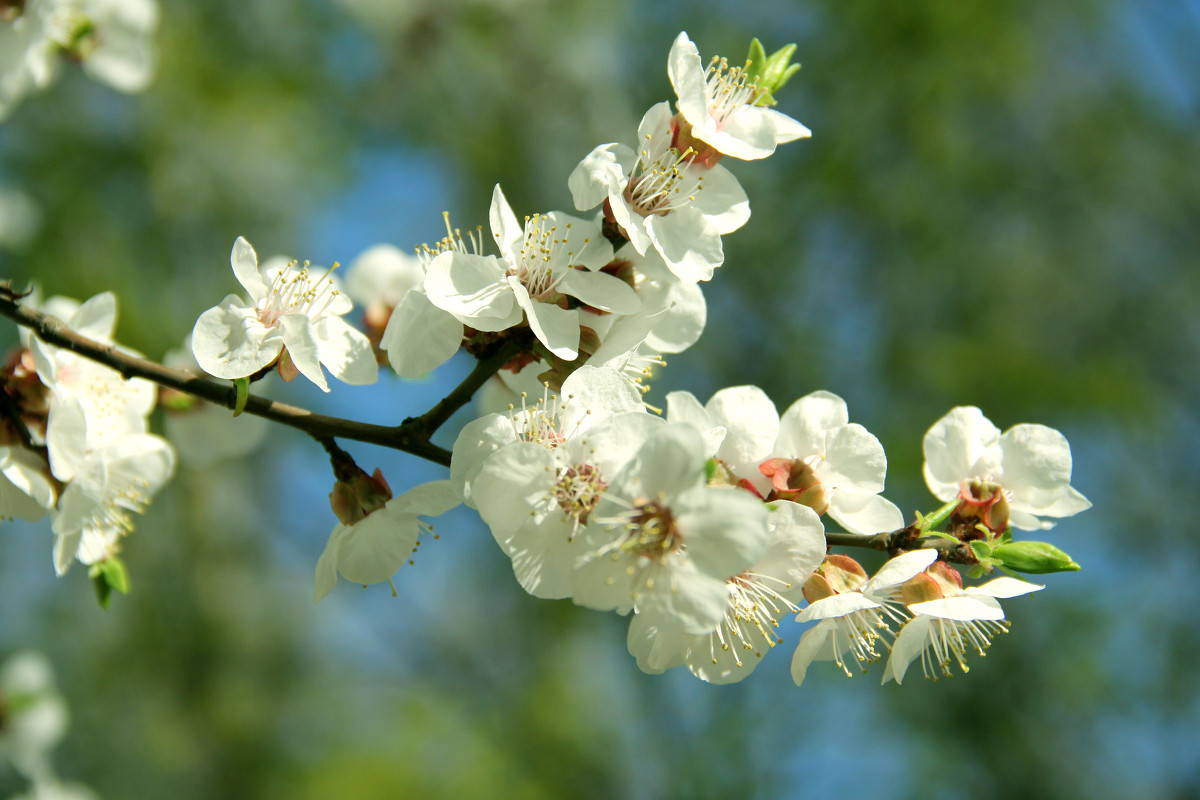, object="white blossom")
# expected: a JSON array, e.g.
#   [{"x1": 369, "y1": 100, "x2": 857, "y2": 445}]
[
  {"x1": 568, "y1": 102, "x2": 749, "y2": 283},
  {"x1": 629, "y1": 501, "x2": 825, "y2": 683},
  {"x1": 424, "y1": 185, "x2": 634, "y2": 361},
  {"x1": 882, "y1": 573, "x2": 1042, "y2": 684},
  {"x1": 790, "y1": 549, "x2": 937, "y2": 685},
  {"x1": 573, "y1": 424, "x2": 770, "y2": 634},
  {"x1": 923, "y1": 406, "x2": 1091, "y2": 531},
  {"x1": 761, "y1": 390, "x2": 904, "y2": 534},
  {"x1": 668, "y1": 31, "x2": 810, "y2": 161},
  {"x1": 192, "y1": 237, "x2": 378, "y2": 392},
  {"x1": 314, "y1": 479, "x2": 459, "y2": 601}
]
